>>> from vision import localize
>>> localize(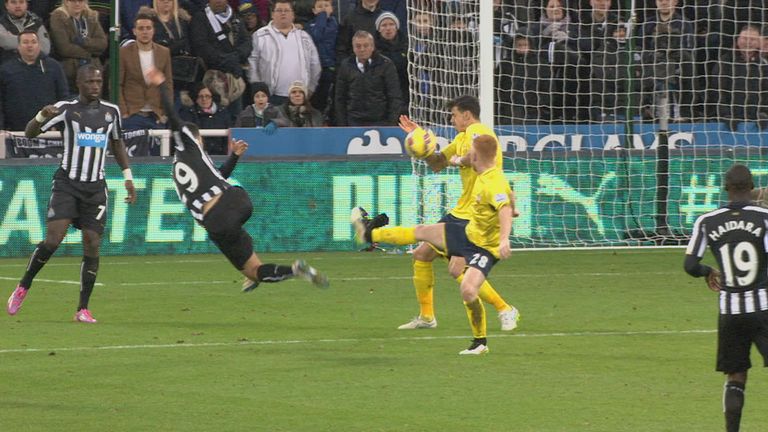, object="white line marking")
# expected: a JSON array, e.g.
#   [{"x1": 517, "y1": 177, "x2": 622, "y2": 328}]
[
  {"x1": 0, "y1": 271, "x2": 680, "y2": 288},
  {"x1": 0, "y1": 255, "x2": 406, "y2": 268},
  {"x1": 0, "y1": 276, "x2": 103, "y2": 286},
  {"x1": 0, "y1": 329, "x2": 715, "y2": 355},
  {"x1": 0, "y1": 259, "x2": 226, "y2": 268},
  {"x1": 334, "y1": 271, "x2": 677, "y2": 281},
  {"x1": 119, "y1": 280, "x2": 232, "y2": 286}
]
